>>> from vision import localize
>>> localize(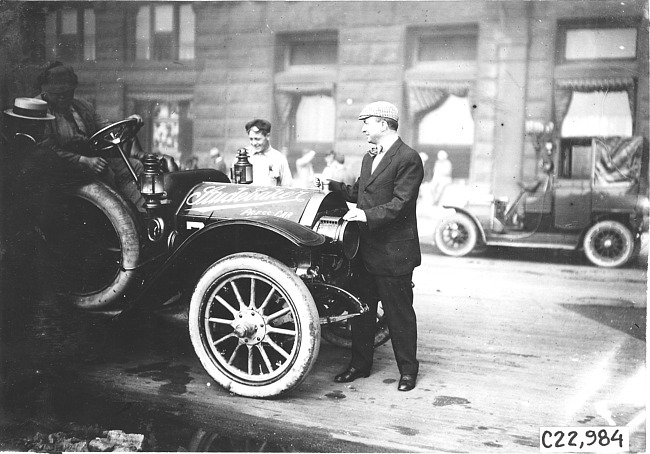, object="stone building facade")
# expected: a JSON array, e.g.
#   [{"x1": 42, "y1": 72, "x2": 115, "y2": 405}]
[{"x1": 1, "y1": 1, "x2": 647, "y2": 199}]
